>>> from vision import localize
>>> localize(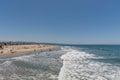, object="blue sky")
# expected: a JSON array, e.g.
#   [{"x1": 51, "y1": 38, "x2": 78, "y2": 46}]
[{"x1": 0, "y1": 0, "x2": 120, "y2": 44}]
